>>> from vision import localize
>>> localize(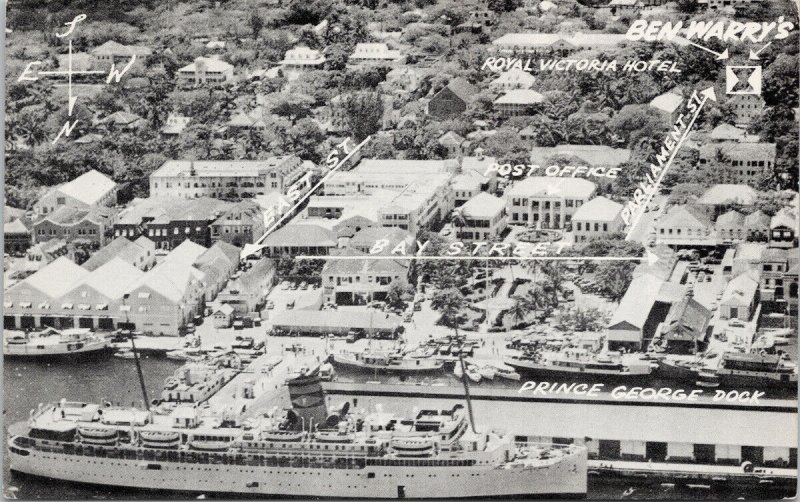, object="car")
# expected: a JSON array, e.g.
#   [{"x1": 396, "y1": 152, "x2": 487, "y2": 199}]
[
  {"x1": 706, "y1": 275, "x2": 712, "y2": 282},
  {"x1": 281, "y1": 281, "x2": 290, "y2": 290},
  {"x1": 289, "y1": 282, "x2": 298, "y2": 290},
  {"x1": 414, "y1": 302, "x2": 422, "y2": 311},
  {"x1": 299, "y1": 281, "x2": 308, "y2": 290},
  {"x1": 441, "y1": 227, "x2": 452, "y2": 237},
  {"x1": 266, "y1": 302, "x2": 275, "y2": 310},
  {"x1": 403, "y1": 312, "x2": 413, "y2": 322},
  {"x1": 729, "y1": 319, "x2": 746, "y2": 328},
  {"x1": 286, "y1": 300, "x2": 295, "y2": 310}
]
